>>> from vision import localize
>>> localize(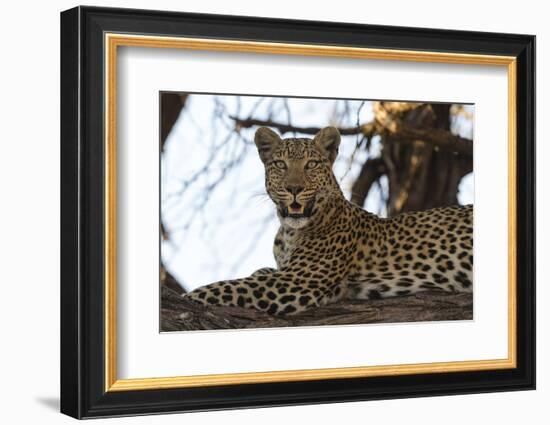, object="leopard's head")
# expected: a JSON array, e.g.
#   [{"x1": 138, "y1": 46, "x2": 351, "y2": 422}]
[{"x1": 254, "y1": 126, "x2": 342, "y2": 230}]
